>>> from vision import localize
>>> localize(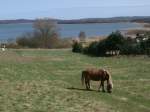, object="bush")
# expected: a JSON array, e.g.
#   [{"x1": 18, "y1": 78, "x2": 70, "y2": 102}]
[
  {"x1": 16, "y1": 33, "x2": 42, "y2": 48},
  {"x1": 97, "y1": 40, "x2": 107, "y2": 56},
  {"x1": 140, "y1": 37, "x2": 150, "y2": 53},
  {"x1": 85, "y1": 41, "x2": 99, "y2": 56},
  {"x1": 104, "y1": 31, "x2": 125, "y2": 51},
  {"x1": 72, "y1": 42, "x2": 83, "y2": 53},
  {"x1": 83, "y1": 47, "x2": 89, "y2": 54},
  {"x1": 84, "y1": 31, "x2": 125, "y2": 56},
  {"x1": 120, "y1": 44, "x2": 142, "y2": 55},
  {"x1": 73, "y1": 31, "x2": 150, "y2": 56},
  {"x1": 83, "y1": 40, "x2": 107, "y2": 56}
]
